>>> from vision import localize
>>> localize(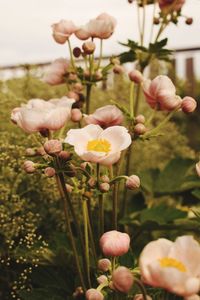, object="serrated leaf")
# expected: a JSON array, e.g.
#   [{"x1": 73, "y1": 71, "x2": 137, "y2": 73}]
[{"x1": 119, "y1": 50, "x2": 137, "y2": 64}]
